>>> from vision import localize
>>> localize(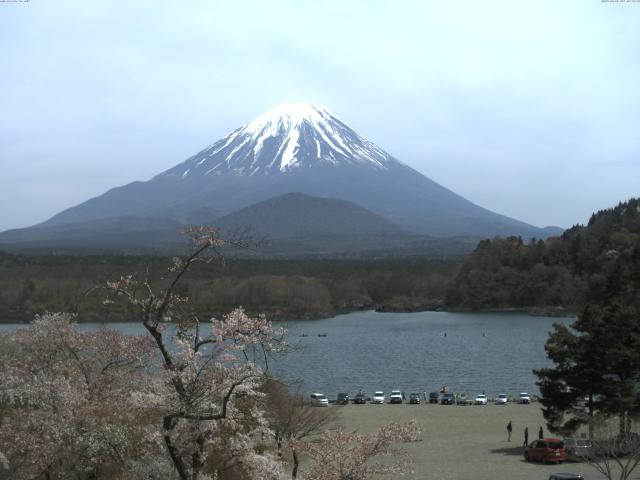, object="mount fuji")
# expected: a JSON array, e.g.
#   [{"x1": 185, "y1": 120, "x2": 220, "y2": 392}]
[{"x1": 1, "y1": 103, "x2": 561, "y2": 253}]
